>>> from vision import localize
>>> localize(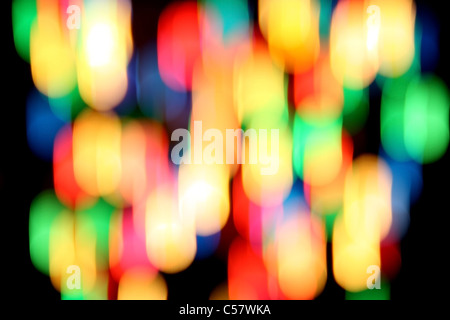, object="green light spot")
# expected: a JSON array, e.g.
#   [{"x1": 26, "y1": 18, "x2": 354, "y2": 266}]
[
  {"x1": 49, "y1": 85, "x2": 86, "y2": 122},
  {"x1": 380, "y1": 78, "x2": 411, "y2": 161},
  {"x1": 343, "y1": 87, "x2": 368, "y2": 134},
  {"x1": 76, "y1": 198, "x2": 115, "y2": 269},
  {"x1": 346, "y1": 279, "x2": 390, "y2": 300},
  {"x1": 293, "y1": 114, "x2": 342, "y2": 180},
  {"x1": 404, "y1": 75, "x2": 449, "y2": 163},
  {"x1": 12, "y1": 0, "x2": 37, "y2": 62},
  {"x1": 29, "y1": 190, "x2": 64, "y2": 275}
]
